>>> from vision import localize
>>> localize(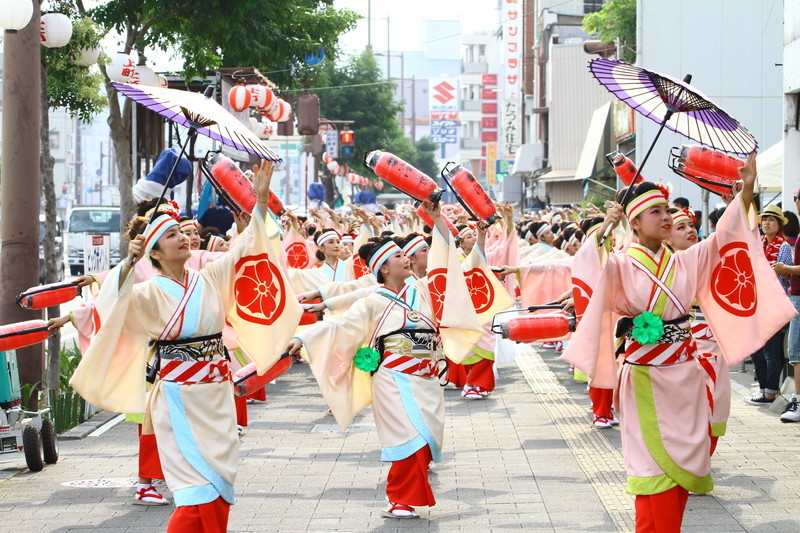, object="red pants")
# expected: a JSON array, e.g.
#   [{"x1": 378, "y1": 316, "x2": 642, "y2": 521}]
[
  {"x1": 589, "y1": 387, "x2": 614, "y2": 419},
  {"x1": 446, "y1": 358, "x2": 467, "y2": 387},
  {"x1": 710, "y1": 435, "x2": 719, "y2": 456},
  {"x1": 634, "y1": 486, "x2": 689, "y2": 533},
  {"x1": 464, "y1": 357, "x2": 495, "y2": 391},
  {"x1": 245, "y1": 387, "x2": 267, "y2": 402},
  {"x1": 166, "y1": 497, "x2": 230, "y2": 533},
  {"x1": 234, "y1": 395, "x2": 248, "y2": 427},
  {"x1": 137, "y1": 425, "x2": 164, "y2": 480},
  {"x1": 386, "y1": 445, "x2": 436, "y2": 507}
]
